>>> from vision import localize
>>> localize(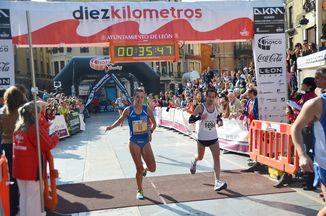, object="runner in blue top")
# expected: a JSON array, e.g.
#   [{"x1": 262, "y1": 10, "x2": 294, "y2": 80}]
[
  {"x1": 291, "y1": 68, "x2": 326, "y2": 216},
  {"x1": 105, "y1": 88, "x2": 156, "y2": 200}
]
